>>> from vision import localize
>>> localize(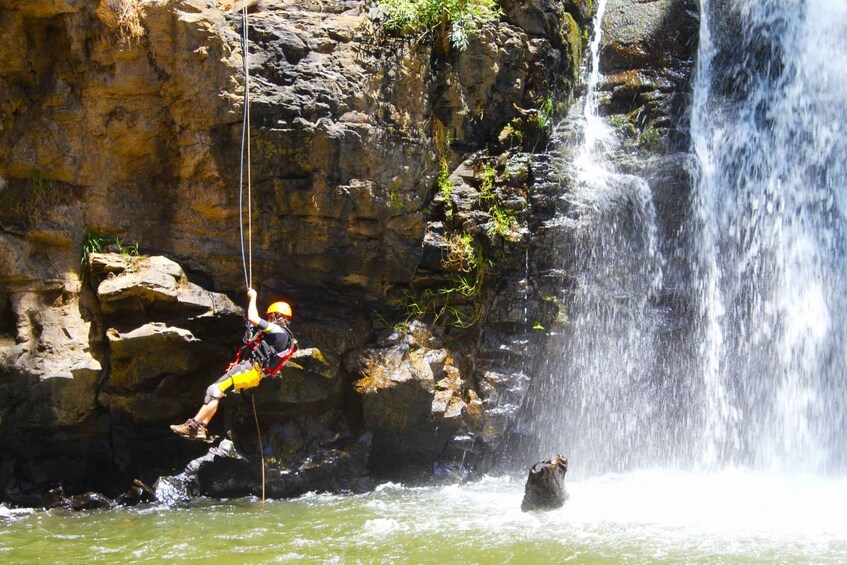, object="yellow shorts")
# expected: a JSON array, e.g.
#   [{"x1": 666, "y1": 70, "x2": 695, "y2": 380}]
[{"x1": 216, "y1": 360, "x2": 263, "y2": 394}]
